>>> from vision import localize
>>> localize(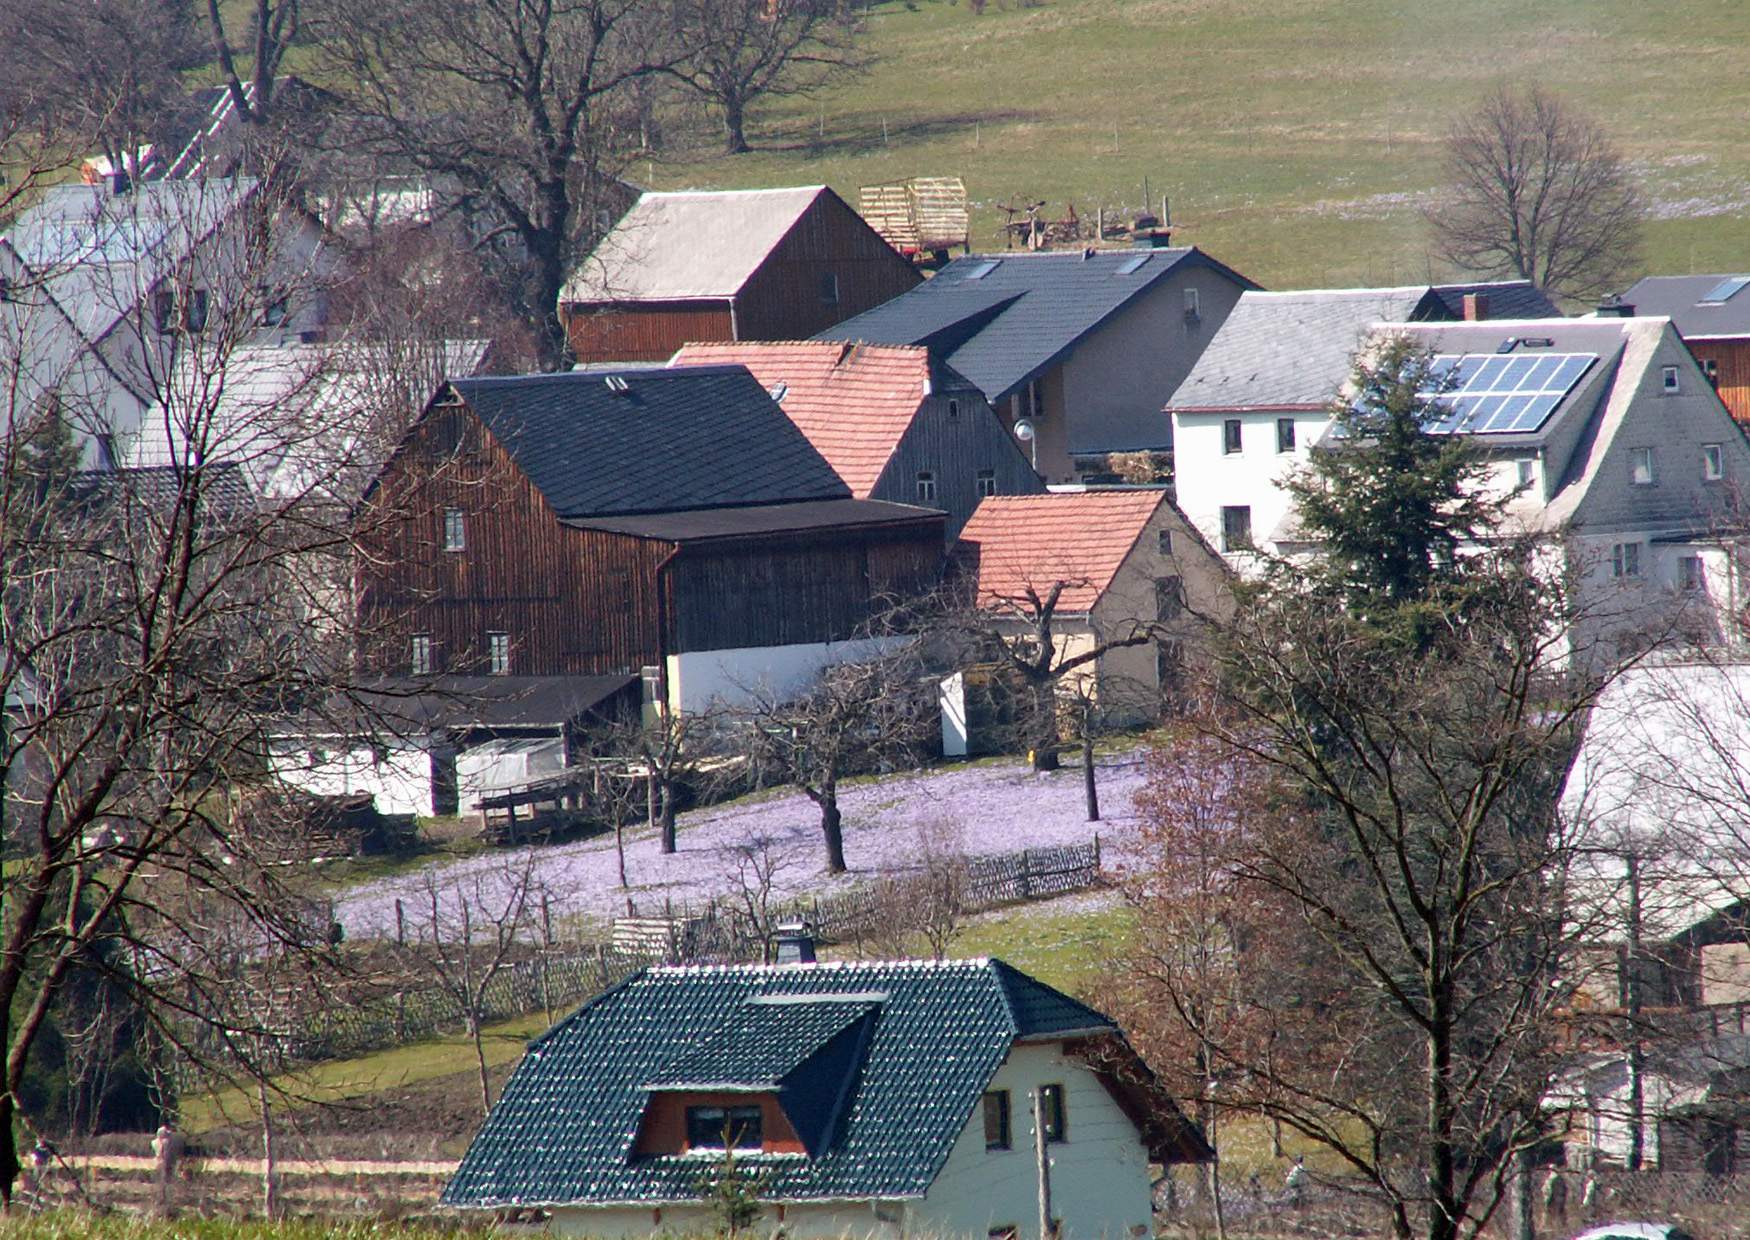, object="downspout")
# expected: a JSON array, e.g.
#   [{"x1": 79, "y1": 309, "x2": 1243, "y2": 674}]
[
  {"x1": 728, "y1": 297, "x2": 740, "y2": 342},
  {"x1": 653, "y1": 544, "x2": 682, "y2": 719}
]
